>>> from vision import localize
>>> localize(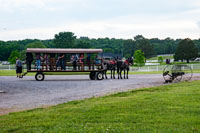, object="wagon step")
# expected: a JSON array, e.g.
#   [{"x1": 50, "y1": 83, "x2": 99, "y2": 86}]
[{"x1": 22, "y1": 72, "x2": 28, "y2": 76}]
